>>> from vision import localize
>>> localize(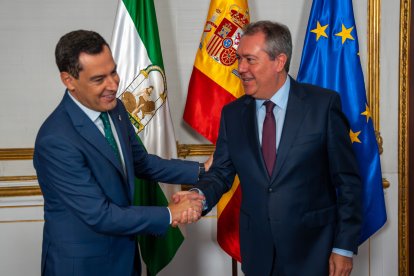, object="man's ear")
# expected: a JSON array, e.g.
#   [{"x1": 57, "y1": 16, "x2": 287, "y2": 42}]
[
  {"x1": 60, "y1": 72, "x2": 75, "y2": 91},
  {"x1": 274, "y1": 53, "x2": 288, "y2": 73}
]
